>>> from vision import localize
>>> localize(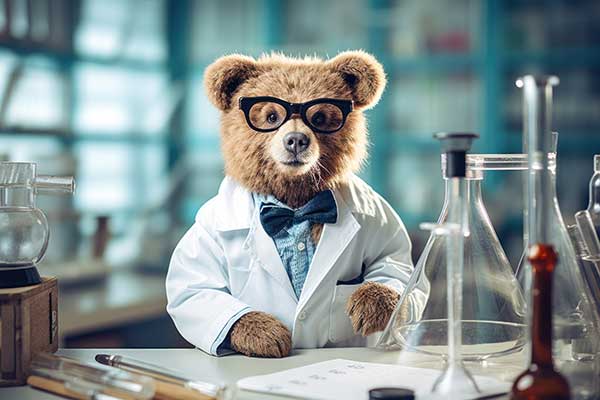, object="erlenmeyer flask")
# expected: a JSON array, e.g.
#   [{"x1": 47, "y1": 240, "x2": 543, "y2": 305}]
[
  {"x1": 516, "y1": 75, "x2": 600, "y2": 400},
  {"x1": 515, "y1": 135, "x2": 600, "y2": 356},
  {"x1": 378, "y1": 152, "x2": 527, "y2": 361}
]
